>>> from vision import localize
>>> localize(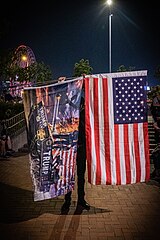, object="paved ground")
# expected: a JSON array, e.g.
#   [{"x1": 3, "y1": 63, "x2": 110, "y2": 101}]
[{"x1": 0, "y1": 153, "x2": 160, "y2": 240}]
